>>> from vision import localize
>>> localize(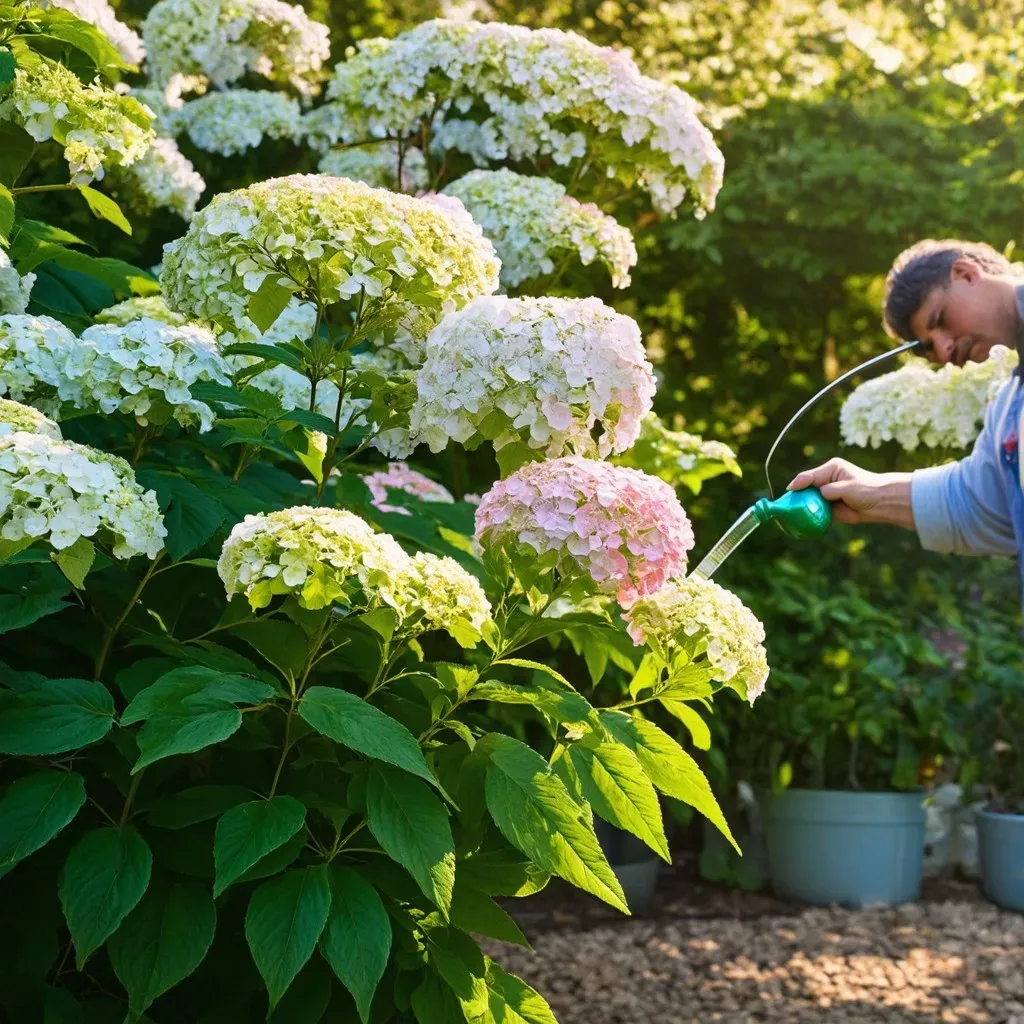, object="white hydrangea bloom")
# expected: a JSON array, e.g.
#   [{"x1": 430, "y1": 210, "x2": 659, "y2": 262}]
[
  {"x1": 399, "y1": 551, "x2": 491, "y2": 636},
  {"x1": 0, "y1": 399, "x2": 61, "y2": 440},
  {"x1": 410, "y1": 295, "x2": 655, "y2": 458},
  {"x1": 318, "y1": 143, "x2": 429, "y2": 193},
  {"x1": 37, "y1": 0, "x2": 146, "y2": 66},
  {"x1": 624, "y1": 576, "x2": 769, "y2": 705},
  {"x1": 0, "y1": 250, "x2": 35, "y2": 315},
  {"x1": 177, "y1": 90, "x2": 301, "y2": 156},
  {"x1": 142, "y1": 0, "x2": 330, "y2": 98},
  {"x1": 217, "y1": 506, "x2": 415, "y2": 611},
  {"x1": 305, "y1": 20, "x2": 723, "y2": 215},
  {"x1": 839, "y1": 346, "x2": 1017, "y2": 451},
  {"x1": 95, "y1": 295, "x2": 188, "y2": 327},
  {"x1": 116, "y1": 137, "x2": 205, "y2": 220},
  {"x1": 0, "y1": 60, "x2": 153, "y2": 183},
  {"x1": 160, "y1": 174, "x2": 500, "y2": 364},
  {"x1": 128, "y1": 83, "x2": 190, "y2": 137},
  {"x1": 0, "y1": 432, "x2": 166, "y2": 558},
  {"x1": 443, "y1": 169, "x2": 637, "y2": 288},
  {"x1": 0, "y1": 315, "x2": 76, "y2": 408}
]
